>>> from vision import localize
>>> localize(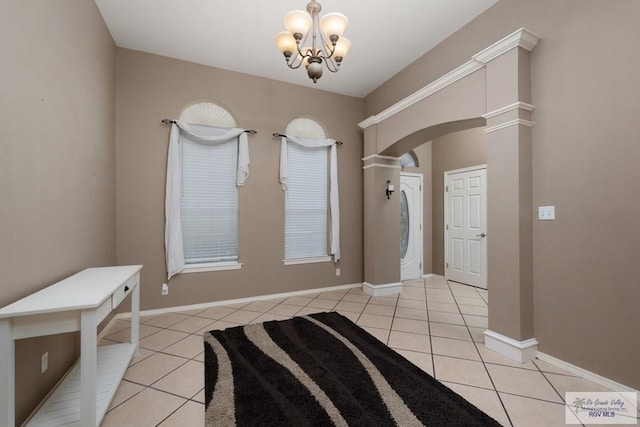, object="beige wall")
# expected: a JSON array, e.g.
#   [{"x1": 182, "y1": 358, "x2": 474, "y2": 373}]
[
  {"x1": 364, "y1": 0, "x2": 640, "y2": 389},
  {"x1": 115, "y1": 49, "x2": 364, "y2": 311},
  {"x1": 4, "y1": 4, "x2": 639, "y2": 422},
  {"x1": 0, "y1": 1, "x2": 116, "y2": 423},
  {"x1": 431, "y1": 128, "x2": 487, "y2": 276}
]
